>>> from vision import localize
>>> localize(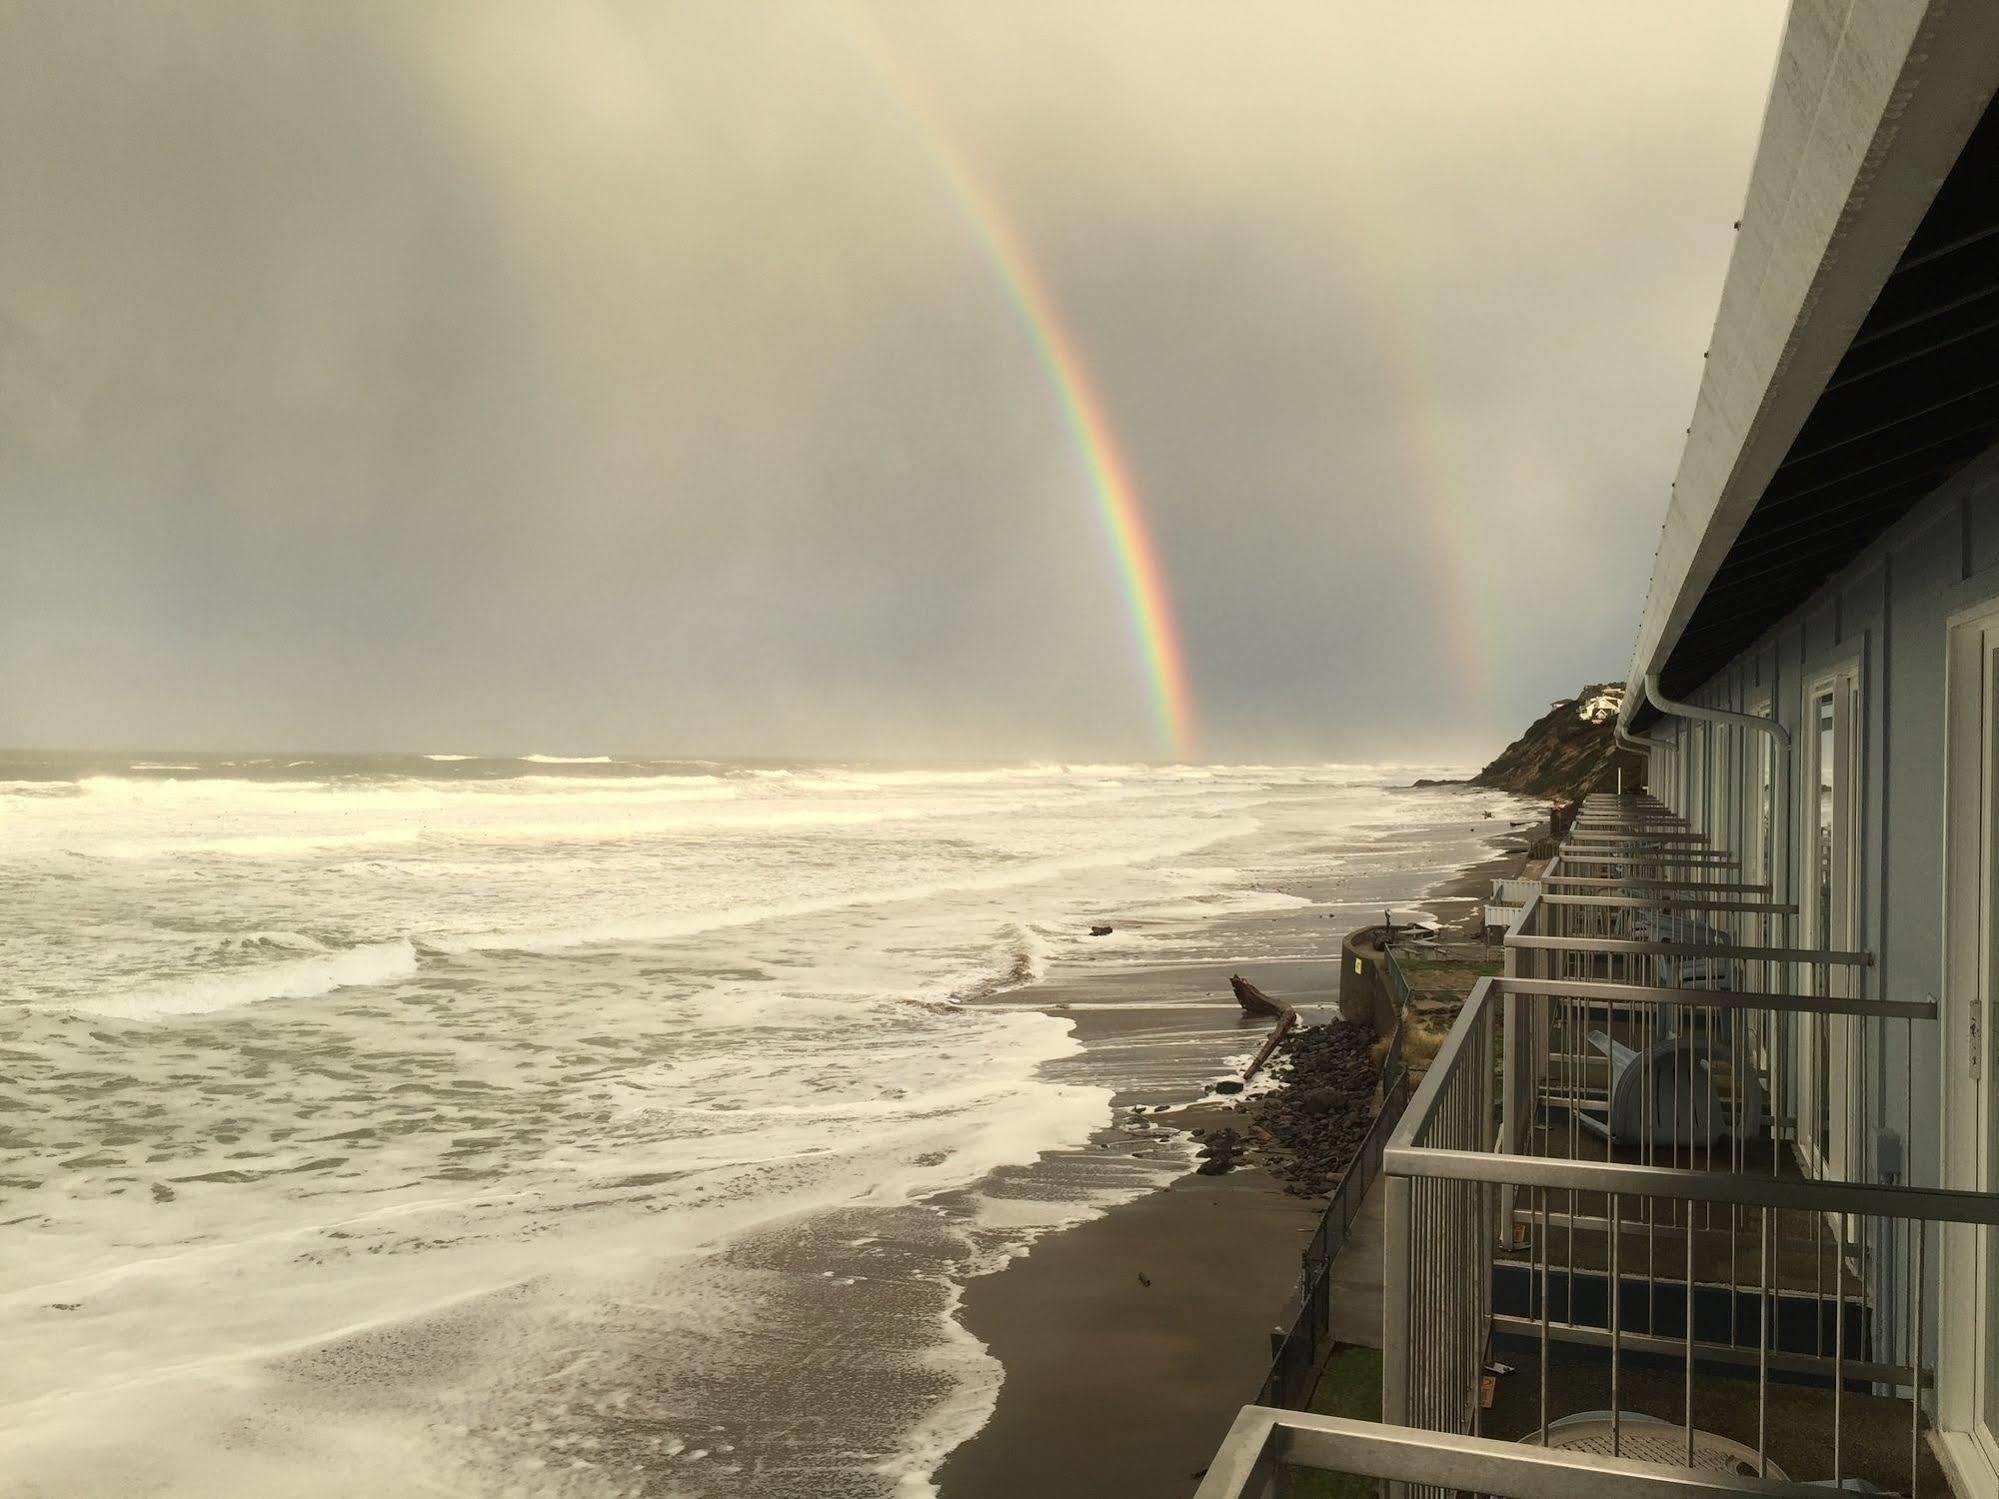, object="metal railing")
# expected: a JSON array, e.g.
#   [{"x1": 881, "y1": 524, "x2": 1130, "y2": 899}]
[
  {"x1": 1258, "y1": 1065, "x2": 1411, "y2": 1408},
  {"x1": 1195, "y1": 1409, "x2": 1836, "y2": 1499},
  {"x1": 1382, "y1": 1010, "x2": 1407, "y2": 1101},
  {"x1": 1377, "y1": 794, "x2": 1999, "y2": 1495},
  {"x1": 1383, "y1": 946, "x2": 1414, "y2": 1014},
  {"x1": 1197, "y1": 794, "x2": 1998, "y2": 1498},
  {"x1": 1383, "y1": 973, "x2": 1497, "y2": 1440}
]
